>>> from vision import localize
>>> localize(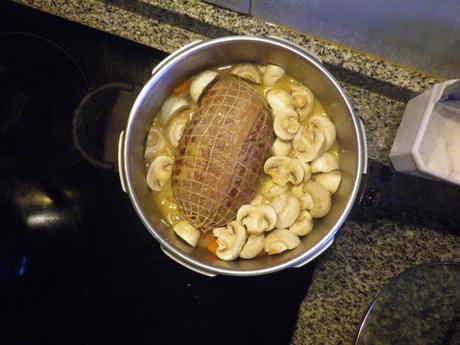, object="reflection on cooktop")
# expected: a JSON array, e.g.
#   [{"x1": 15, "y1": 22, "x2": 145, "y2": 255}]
[{"x1": 0, "y1": 3, "x2": 316, "y2": 345}]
